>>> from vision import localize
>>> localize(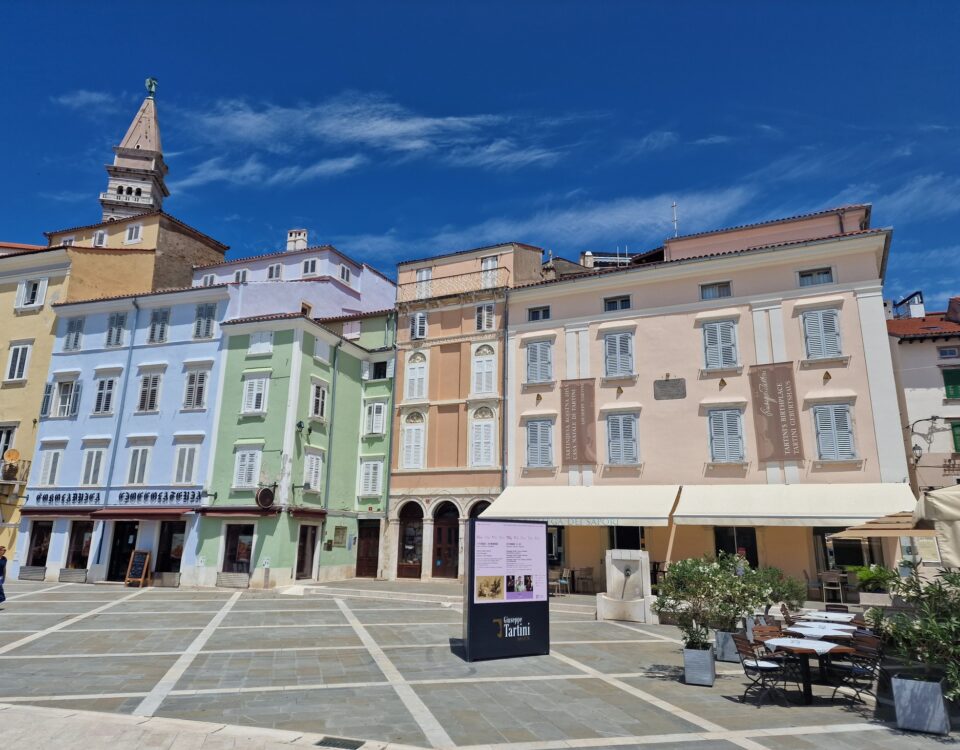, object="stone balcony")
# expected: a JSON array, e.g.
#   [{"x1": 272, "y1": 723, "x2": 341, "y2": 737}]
[
  {"x1": 99, "y1": 192, "x2": 153, "y2": 205},
  {"x1": 397, "y1": 267, "x2": 510, "y2": 303}
]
